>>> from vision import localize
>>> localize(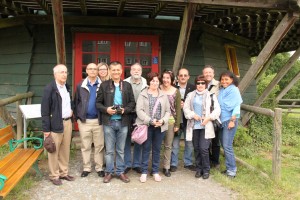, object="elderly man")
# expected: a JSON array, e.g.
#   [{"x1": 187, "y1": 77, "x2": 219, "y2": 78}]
[
  {"x1": 170, "y1": 68, "x2": 196, "y2": 172},
  {"x1": 202, "y1": 65, "x2": 220, "y2": 169},
  {"x1": 74, "y1": 63, "x2": 105, "y2": 178},
  {"x1": 41, "y1": 64, "x2": 75, "y2": 185},
  {"x1": 96, "y1": 61, "x2": 135, "y2": 183},
  {"x1": 124, "y1": 63, "x2": 147, "y2": 174}
]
